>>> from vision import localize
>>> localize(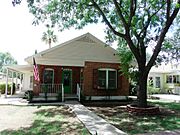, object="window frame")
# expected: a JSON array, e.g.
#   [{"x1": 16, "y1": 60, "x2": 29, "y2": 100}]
[
  {"x1": 166, "y1": 75, "x2": 180, "y2": 84},
  {"x1": 43, "y1": 68, "x2": 54, "y2": 84},
  {"x1": 98, "y1": 68, "x2": 117, "y2": 90}
]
